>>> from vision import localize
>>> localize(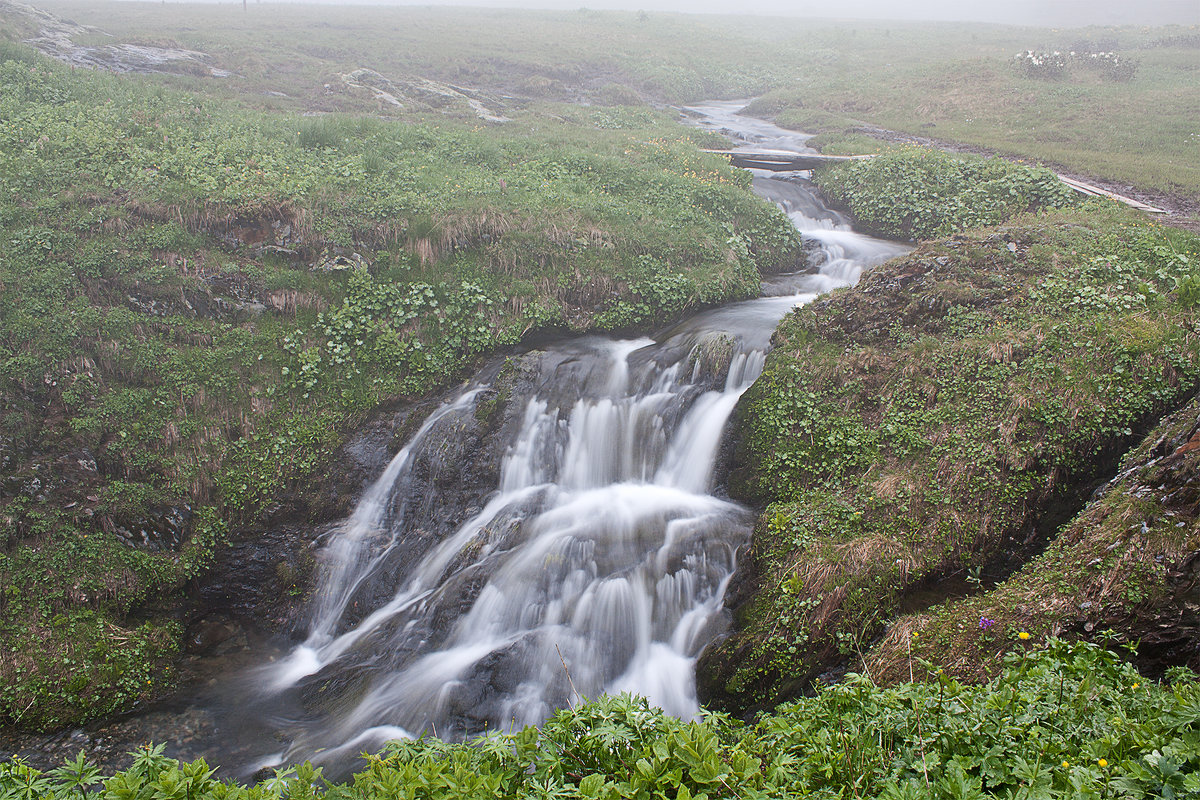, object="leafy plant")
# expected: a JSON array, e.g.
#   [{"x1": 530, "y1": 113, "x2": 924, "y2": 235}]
[{"x1": 3, "y1": 640, "x2": 1198, "y2": 799}]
